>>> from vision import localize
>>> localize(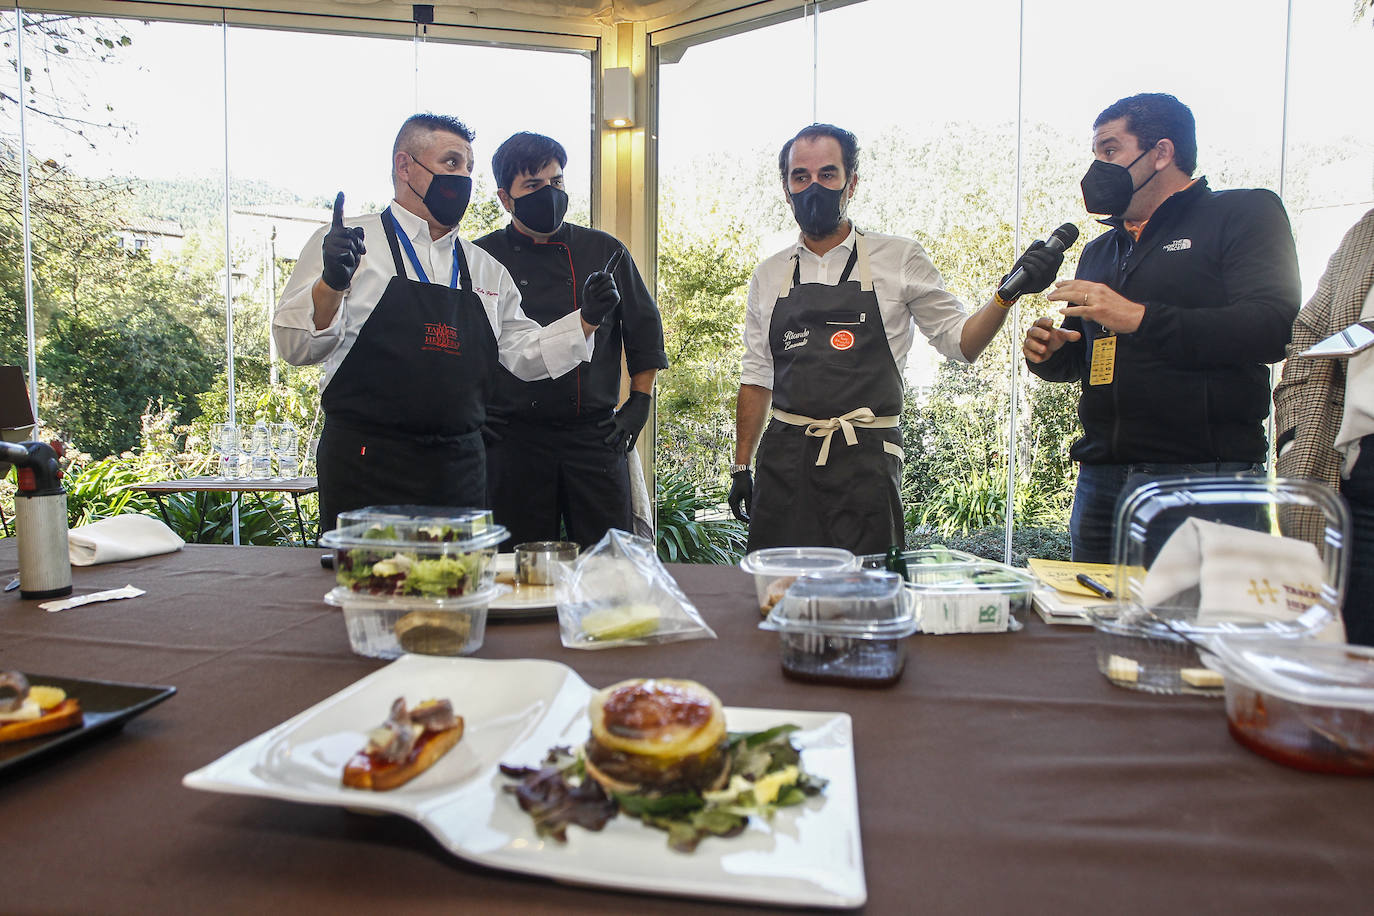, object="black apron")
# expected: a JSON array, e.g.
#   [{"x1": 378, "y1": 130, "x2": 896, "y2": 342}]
[
  {"x1": 317, "y1": 209, "x2": 498, "y2": 530},
  {"x1": 748, "y1": 234, "x2": 906, "y2": 554}
]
